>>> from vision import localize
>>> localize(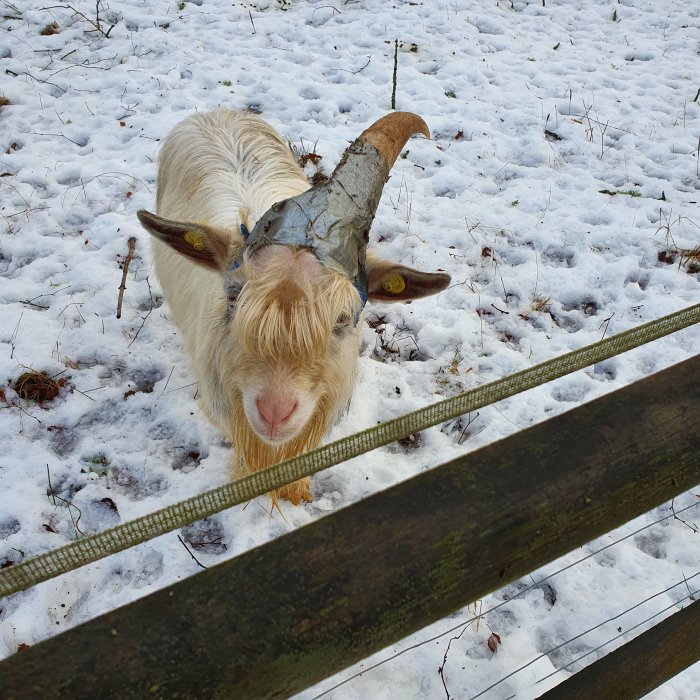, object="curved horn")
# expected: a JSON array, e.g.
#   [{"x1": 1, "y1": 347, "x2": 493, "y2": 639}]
[
  {"x1": 241, "y1": 113, "x2": 430, "y2": 302},
  {"x1": 358, "y1": 112, "x2": 430, "y2": 169},
  {"x1": 318, "y1": 111, "x2": 429, "y2": 255}
]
